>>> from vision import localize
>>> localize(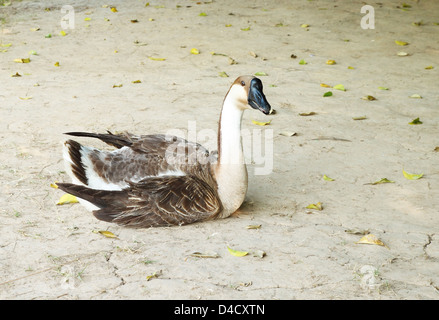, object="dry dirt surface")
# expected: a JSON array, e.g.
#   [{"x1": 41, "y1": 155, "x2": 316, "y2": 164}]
[{"x1": 1, "y1": 0, "x2": 438, "y2": 300}]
